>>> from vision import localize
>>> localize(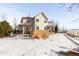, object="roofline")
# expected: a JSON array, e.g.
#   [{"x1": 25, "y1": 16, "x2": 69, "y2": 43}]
[
  {"x1": 21, "y1": 16, "x2": 33, "y2": 23},
  {"x1": 33, "y1": 12, "x2": 48, "y2": 20}
]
